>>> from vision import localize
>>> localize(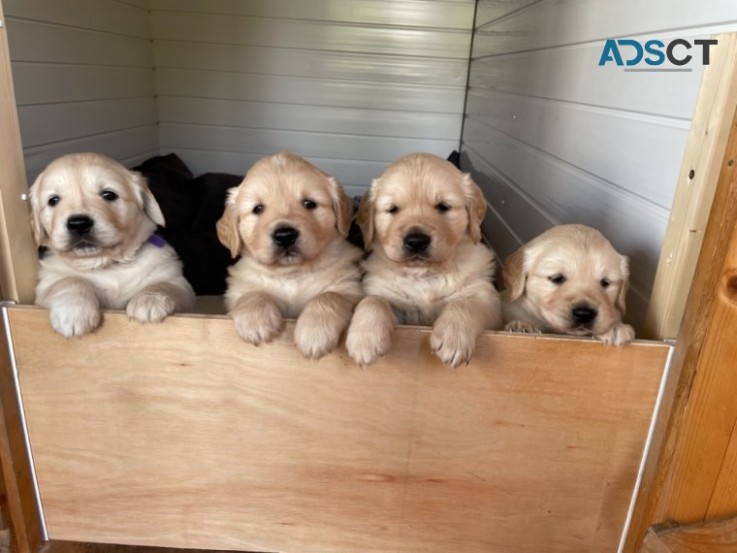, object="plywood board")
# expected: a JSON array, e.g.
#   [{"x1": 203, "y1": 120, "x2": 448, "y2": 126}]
[{"x1": 8, "y1": 307, "x2": 669, "y2": 553}]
